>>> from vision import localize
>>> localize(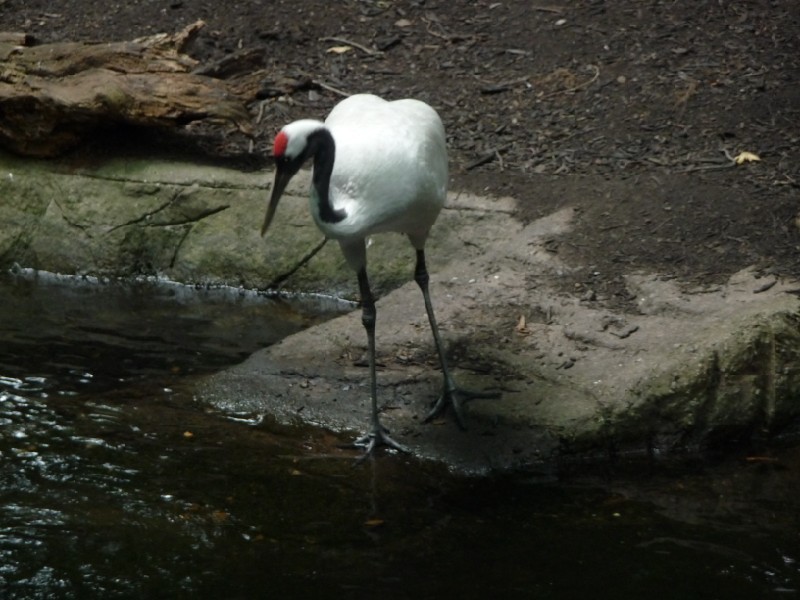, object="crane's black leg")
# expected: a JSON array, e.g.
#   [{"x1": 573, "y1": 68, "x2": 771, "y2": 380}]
[
  {"x1": 351, "y1": 267, "x2": 408, "y2": 456},
  {"x1": 414, "y1": 249, "x2": 501, "y2": 429}
]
